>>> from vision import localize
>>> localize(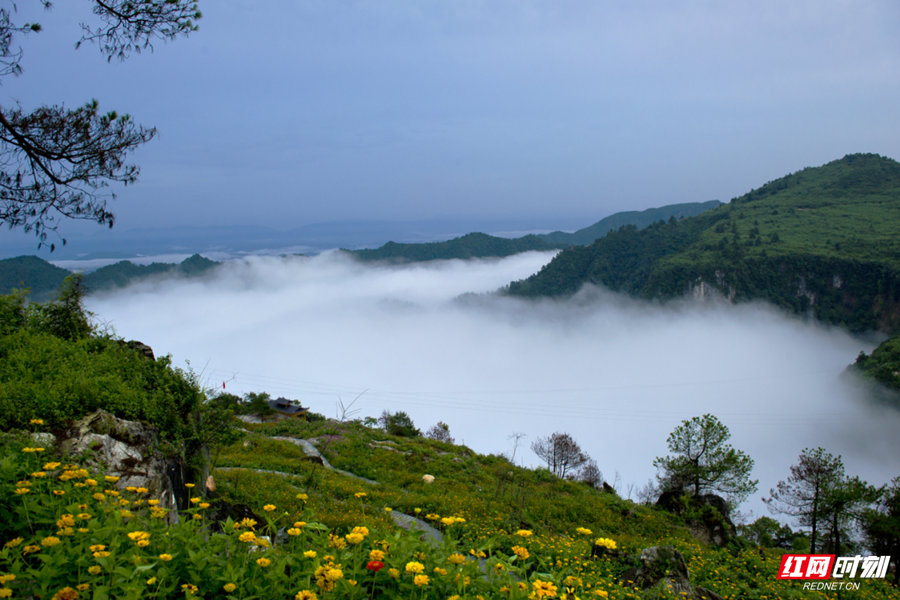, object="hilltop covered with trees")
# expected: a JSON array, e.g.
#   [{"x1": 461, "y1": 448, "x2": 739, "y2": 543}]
[{"x1": 508, "y1": 154, "x2": 900, "y2": 335}]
